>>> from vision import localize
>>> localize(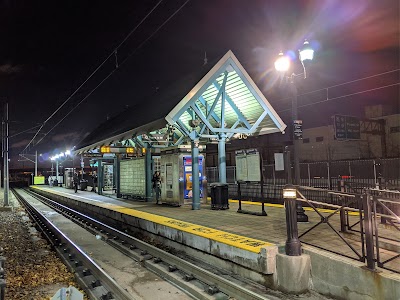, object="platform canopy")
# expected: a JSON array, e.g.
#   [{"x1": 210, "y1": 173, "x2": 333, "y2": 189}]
[
  {"x1": 166, "y1": 50, "x2": 286, "y2": 140},
  {"x1": 75, "y1": 50, "x2": 286, "y2": 154}
]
